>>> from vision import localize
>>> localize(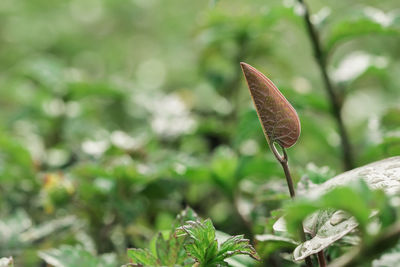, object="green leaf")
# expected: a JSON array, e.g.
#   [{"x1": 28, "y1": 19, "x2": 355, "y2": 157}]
[
  {"x1": 125, "y1": 207, "x2": 199, "y2": 267},
  {"x1": 178, "y1": 219, "x2": 259, "y2": 265},
  {"x1": 255, "y1": 234, "x2": 297, "y2": 258},
  {"x1": 39, "y1": 245, "x2": 116, "y2": 267},
  {"x1": 381, "y1": 108, "x2": 400, "y2": 131},
  {"x1": 305, "y1": 156, "x2": 400, "y2": 199},
  {"x1": 174, "y1": 207, "x2": 200, "y2": 229},
  {"x1": 331, "y1": 51, "x2": 389, "y2": 84},
  {"x1": 284, "y1": 181, "x2": 375, "y2": 238},
  {"x1": 153, "y1": 231, "x2": 189, "y2": 266},
  {"x1": 67, "y1": 82, "x2": 124, "y2": 100},
  {"x1": 361, "y1": 136, "x2": 400, "y2": 164},
  {"x1": 216, "y1": 235, "x2": 260, "y2": 261},
  {"x1": 155, "y1": 233, "x2": 169, "y2": 264},
  {"x1": 280, "y1": 156, "x2": 400, "y2": 260},
  {"x1": 20, "y1": 215, "x2": 76, "y2": 243},
  {"x1": 293, "y1": 211, "x2": 359, "y2": 260},
  {"x1": 301, "y1": 163, "x2": 336, "y2": 186},
  {"x1": 179, "y1": 219, "x2": 219, "y2": 263},
  {"x1": 0, "y1": 209, "x2": 75, "y2": 252},
  {"x1": 255, "y1": 234, "x2": 297, "y2": 245},
  {"x1": 211, "y1": 146, "x2": 239, "y2": 194},
  {"x1": 325, "y1": 8, "x2": 400, "y2": 53},
  {"x1": 127, "y1": 248, "x2": 159, "y2": 266}
]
